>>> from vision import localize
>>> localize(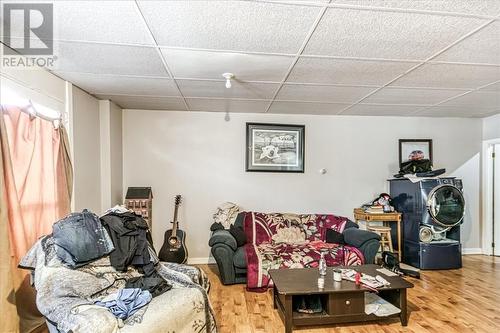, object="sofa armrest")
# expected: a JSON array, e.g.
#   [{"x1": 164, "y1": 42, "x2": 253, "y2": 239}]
[
  {"x1": 343, "y1": 228, "x2": 381, "y2": 248},
  {"x1": 343, "y1": 228, "x2": 381, "y2": 264},
  {"x1": 208, "y1": 230, "x2": 238, "y2": 251}
]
